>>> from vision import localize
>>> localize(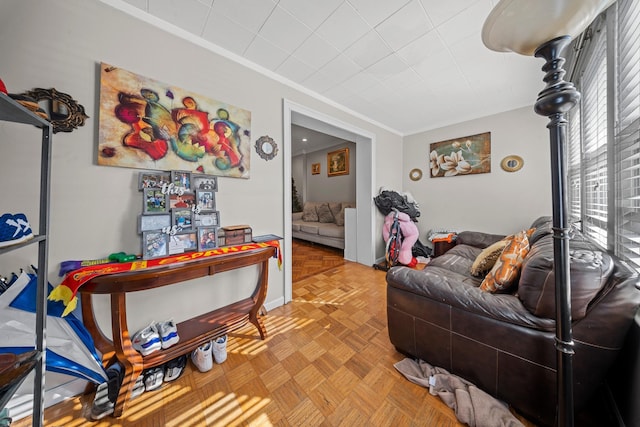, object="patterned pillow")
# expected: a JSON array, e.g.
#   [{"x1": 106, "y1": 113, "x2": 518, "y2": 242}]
[
  {"x1": 480, "y1": 230, "x2": 531, "y2": 293},
  {"x1": 302, "y1": 203, "x2": 318, "y2": 222},
  {"x1": 470, "y1": 238, "x2": 512, "y2": 276},
  {"x1": 335, "y1": 207, "x2": 346, "y2": 226},
  {"x1": 317, "y1": 203, "x2": 335, "y2": 223},
  {"x1": 329, "y1": 202, "x2": 343, "y2": 219},
  {"x1": 335, "y1": 202, "x2": 355, "y2": 226}
]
